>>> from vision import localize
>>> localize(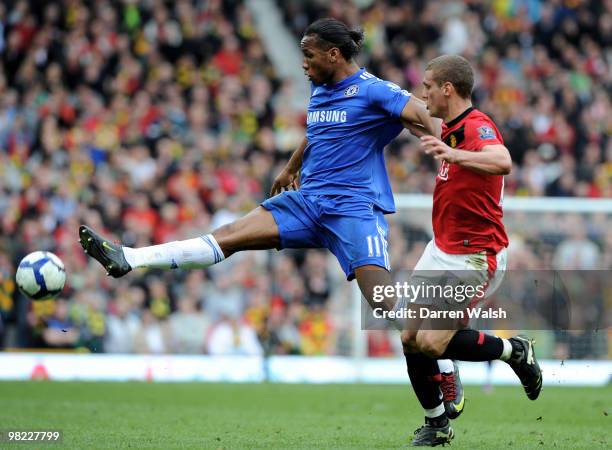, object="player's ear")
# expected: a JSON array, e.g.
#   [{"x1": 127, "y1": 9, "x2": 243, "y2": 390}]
[
  {"x1": 442, "y1": 81, "x2": 453, "y2": 97},
  {"x1": 328, "y1": 47, "x2": 340, "y2": 63}
]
